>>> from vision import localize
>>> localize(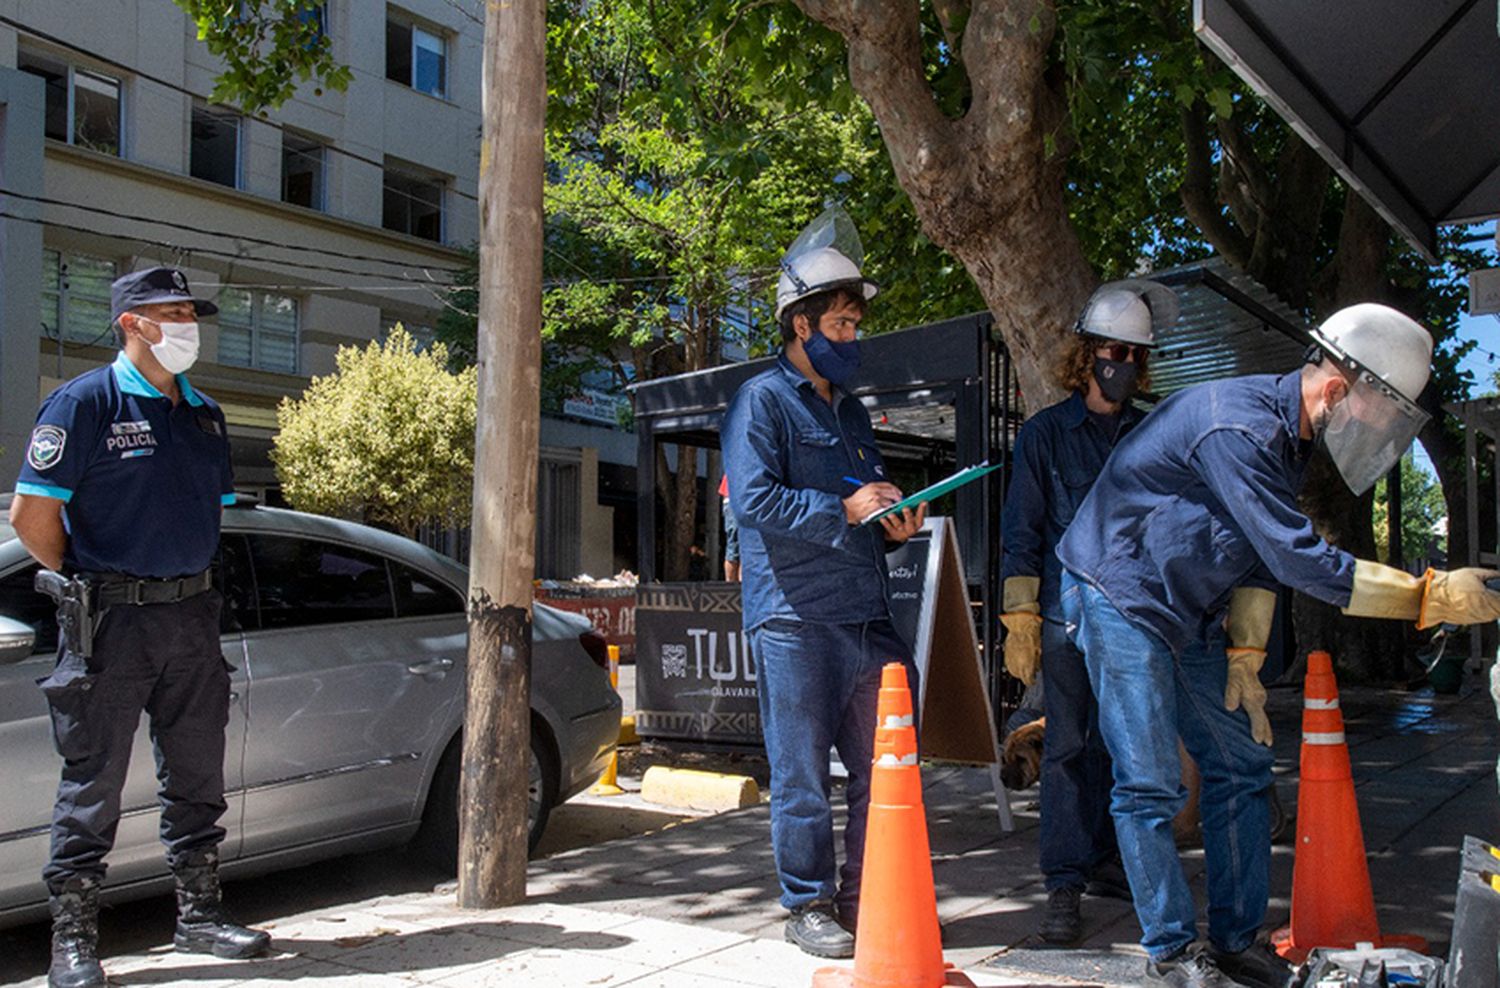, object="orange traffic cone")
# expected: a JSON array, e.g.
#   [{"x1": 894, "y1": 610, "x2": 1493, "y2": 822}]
[
  {"x1": 1271, "y1": 651, "x2": 1426, "y2": 962},
  {"x1": 812, "y1": 664, "x2": 973, "y2": 988}
]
